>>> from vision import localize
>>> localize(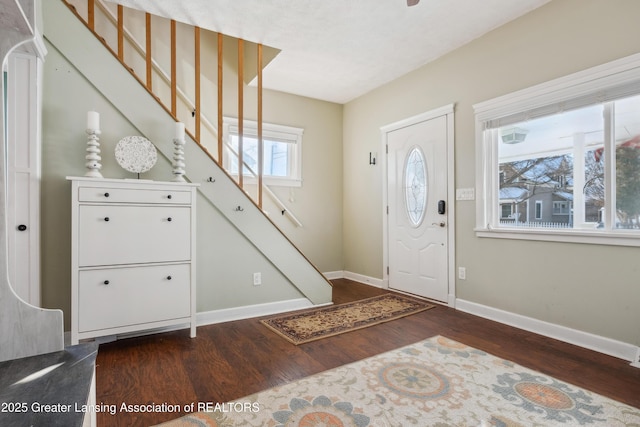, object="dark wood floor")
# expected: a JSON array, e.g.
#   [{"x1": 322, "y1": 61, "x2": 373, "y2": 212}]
[{"x1": 95, "y1": 279, "x2": 640, "y2": 426}]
